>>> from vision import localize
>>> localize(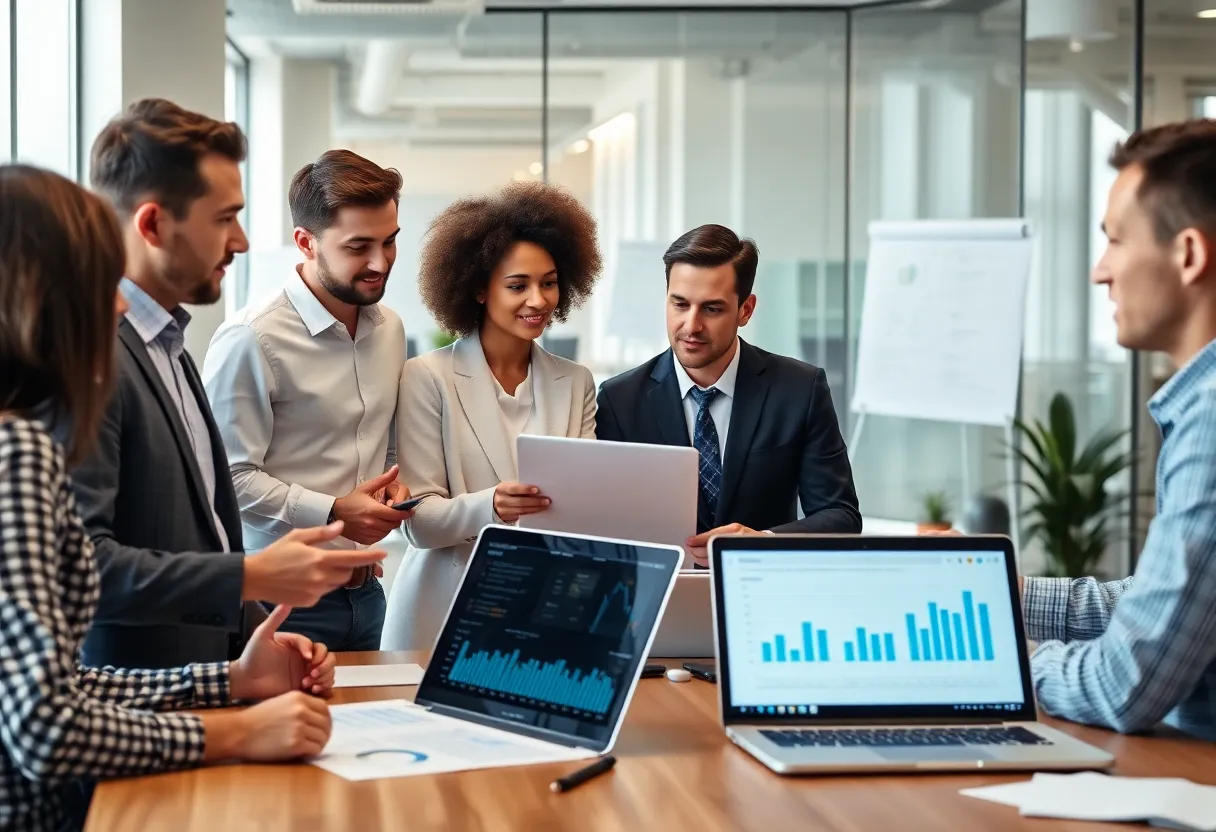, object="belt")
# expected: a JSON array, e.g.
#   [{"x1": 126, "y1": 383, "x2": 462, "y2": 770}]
[{"x1": 344, "y1": 566, "x2": 374, "y2": 589}]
